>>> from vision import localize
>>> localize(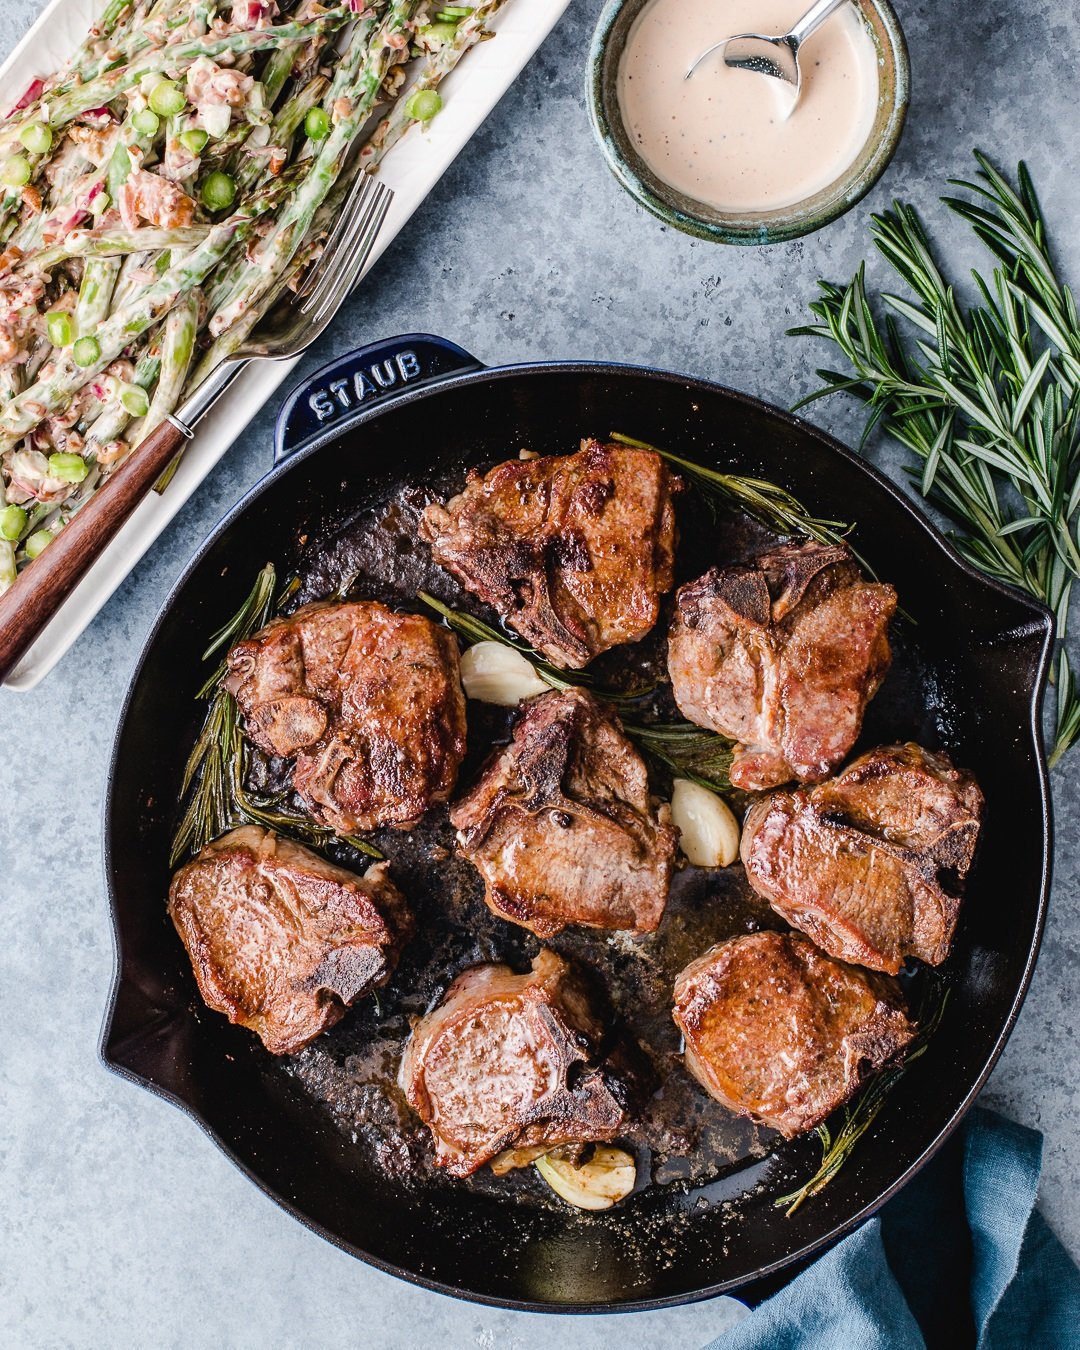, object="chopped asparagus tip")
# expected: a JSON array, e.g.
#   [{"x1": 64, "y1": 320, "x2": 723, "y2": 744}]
[
  {"x1": 304, "y1": 106, "x2": 331, "y2": 141},
  {"x1": 120, "y1": 383, "x2": 150, "y2": 417},
  {"x1": 24, "y1": 528, "x2": 54, "y2": 559},
  {"x1": 18, "y1": 123, "x2": 52, "y2": 155},
  {"x1": 1, "y1": 156, "x2": 32, "y2": 187},
  {"x1": 200, "y1": 171, "x2": 237, "y2": 213},
  {"x1": 404, "y1": 89, "x2": 443, "y2": 122},
  {"x1": 72, "y1": 335, "x2": 101, "y2": 368},
  {"x1": 180, "y1": 128, "x2": 209, "y2": 154},
  {"x1": 132, "y1": 108, "x2": 161, "y2": 136},
  {"x1": 48, "y1": 452, "x2": 89, "y2": 483},
  {"x1": 0, "y1": 504, "x2": 27, "y2": 541},
  {"x1": 149, "y1": 81, "x2": 186, "y2": 117},
  {"x1": 46, "y1": 311, "x2": 74, "y2": 348}
]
